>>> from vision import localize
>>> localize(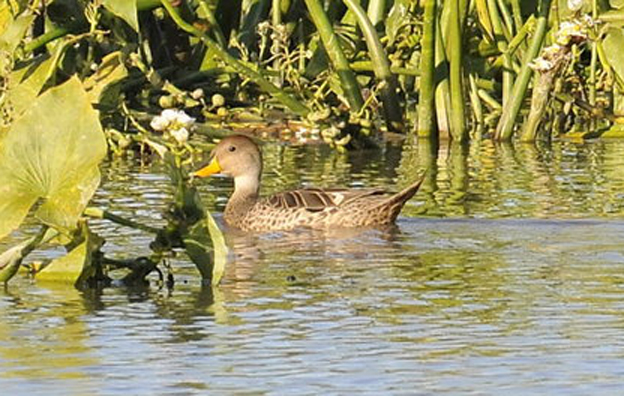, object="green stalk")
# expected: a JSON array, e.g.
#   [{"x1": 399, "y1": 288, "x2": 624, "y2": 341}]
[
  {"x1": 495, "y1": 0, "x2": 551, "y2": 141},
  {"x1": 198, "y1": 0, "x2": 228, "y2": 48},
  {"x1": 304, "y1": 0, "x2": 364, "y2": 111},
  {"x1": 509, "y1": 0, "x2": 523, "y2": 29},
  {"x1": 272, "y1": 0, "x2": 282, "y2": 25},
  {"x1": 271, "y1": 0, "x2": 283, "y2": 80},
  {"x1": 23, "y1": 25, "x2": 71, "y2": 53},
  {"x1": 448, "y1": 0, "x2": 466, "y2": 141},
  {"x1": 417, "y1": 0, "x2": 437, "y2": 138},
  {"x1": 84, "y1": 208, "x2": 160, "y2": 234},
  {"x1": 469, "y1": 74, "x2": 484, "y2": 126},
  {"x1": 367, "y1": 0, "x2": 386, "y2": 29},
  {"x1": 488, "y1": 0, "x2": 512, "y2": 104},
  {"x1": 343, "y1": 0, "x2": 403, "y2": 132},
  {"x1": 589, "y1": 0, "x2": 598, "y2": 107},
  {"x1": 434, "y1": 14, "x2": 451, "y2": 139},
  {"x1": 495, "y1": 0, "x2": 514, "y2": 38},
  {"x1": 161, "y1": 0, "x2": 310, "y2": 116}
]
